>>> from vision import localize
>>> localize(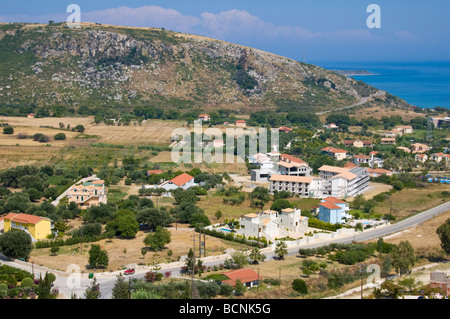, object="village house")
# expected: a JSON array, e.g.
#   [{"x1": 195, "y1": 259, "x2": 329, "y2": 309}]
[
  {"x1": 429, "y1": 272, "x2": 450, "y2": 296},
  {"x1": 278, "y1": 126, "x2": 293, "y2": 133},
  {"x1": 343, "y1": 140, "x2": 373, "y2": 148},
  {"x1": 198, "y1": 114, "x2": 210, "y2": 122},
  {"x1": 278, "y1": 154, "x2": 312, "y2": 177},
  {"x1": 411, "y1": 143, "x2": 431, "y2": 154},
  {"x1": 430, "y1": 153, "x2": 449, "y2": 164},
  {"x1": 221, "y1": 268, "x2": 261, "y2": 288},
  {"x1": 397, "y1": 146, "x2": 412, "y2": 154},
  {"x1": 321, "y1": 147, "x2": 348, "y2": 161},
  {"x1": 235, "y1": 120, "x2": 247, "y2": 127},
  {"x1": 431, "y1": 117, "x2": 450, "y2": 128},
  {"x1": 237, "y1": 208, "x2": 308, "y2": 241},
  {"x1": 353, "y1": 154, "x2": 371, "y2": 166},
  {"x1": 67, "y1": 180, "x2": 107, "y2": 209},
  {"x1": 395, "y1": 125, "x2": 414, "y2": 134},
  {"x1": 147, "y1": 170, "x2": 164, "y2": 176},
  {"x1": 318, "y1": 197, "x2": 350, "y2": 224},
  {"x1": 324, "y1": 123, "x2": 339, "y2": 130},
  {"x1": 381, "y1": 138, "x2": 396, "y2": 145},
  {"x1": 159, "y1": 173, "x2": 195, "y2": 191},
  {"x1": 27, "y1": 113, "x2": 35, "y2": 119},
  {"x1": 415, "y1": 153, "x2": 428, "y2": 163},
  {"x1": 0, "y1": 213, "x2": 52, "y2": 241},
  {"x1": 367, "y1": 168, "x2": 394, "y2": 178},
  {"x1": 353, "y1": 153, "x2": 384, "y2": 168}
]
